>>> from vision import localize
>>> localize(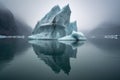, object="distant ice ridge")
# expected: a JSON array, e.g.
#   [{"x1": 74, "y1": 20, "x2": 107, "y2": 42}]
[
  {"x1": 0, "y1": 35, "x2": 25, "y2": 38},
  {"x1": 29, "y1": 4, "x2": 86, "y2": 41}
]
